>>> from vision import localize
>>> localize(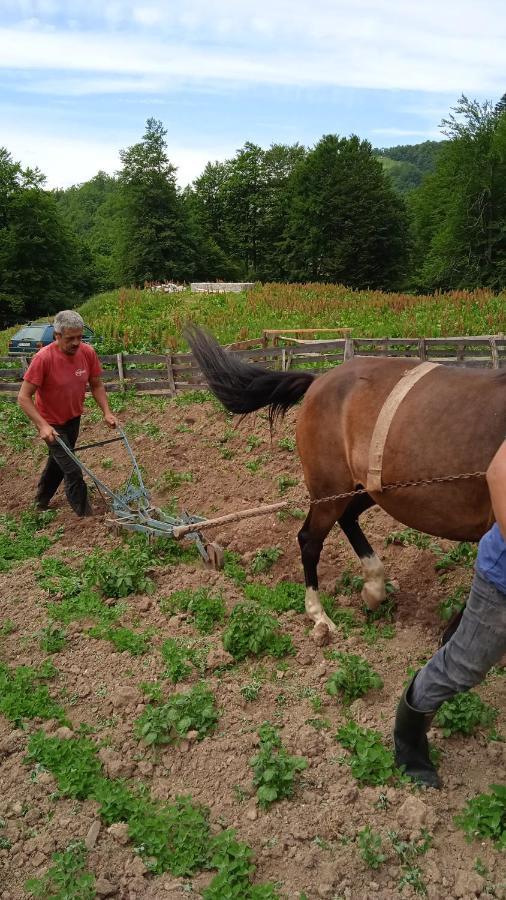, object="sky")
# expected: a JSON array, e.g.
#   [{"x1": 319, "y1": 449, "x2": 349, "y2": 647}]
[{"x1": 1, "y1": 0, "x2": 505, "y2": 189}]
